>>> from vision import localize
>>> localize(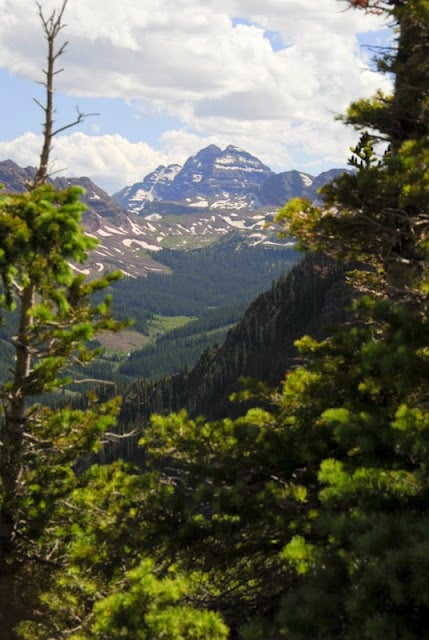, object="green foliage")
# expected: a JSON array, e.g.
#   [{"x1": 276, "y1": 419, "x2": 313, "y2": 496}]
[
  {"x1": 0, "y1": 154, "x2": 229, "y2": 640},
  {"x1": 4, "y1": 2, "x2": 429, "y2": 639},
  {"x1": 110, "y1": 239, "x2": 297, "y2": 330},
  {"x1": 132, "y1": 289, "x2": 429, "y2": 637},
  {"x1": 117, "y1": 2, "x2": 429, "y2": 638},
  {"x1": 0, "y1": 181, "x2": 129, "y2": 637},
  {"x1": 16, "y1": 458, "x2": 228, "y2": 640},
  {"x1": 90, "y1": 559, "x2": 228, "y2": 640},
  {"x1": 117, "y1": 253, "x2": 348, "y2": 437},
  {"x1": 0, "y1": 185, "x2": 96, "y2": 306}
]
